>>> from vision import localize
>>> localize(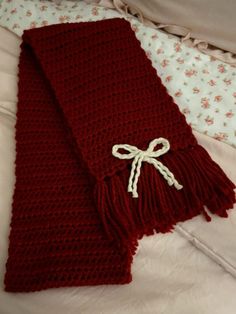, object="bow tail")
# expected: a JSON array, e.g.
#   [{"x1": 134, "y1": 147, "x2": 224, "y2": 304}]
[
  {"x1": 128, "y1": 155, "x2": 142, "y2": 198},
  {"x1": 149, "y1": 159, "x2": 183, "y2": 190},
  {"x1": 128, "y1": 157, "x2": 137, "y2": 193}
]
